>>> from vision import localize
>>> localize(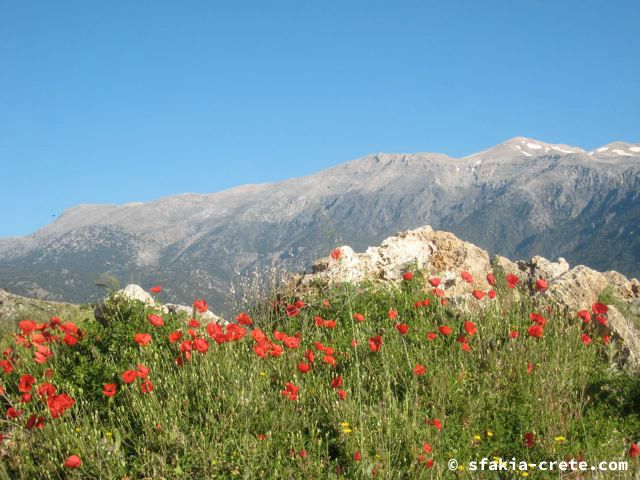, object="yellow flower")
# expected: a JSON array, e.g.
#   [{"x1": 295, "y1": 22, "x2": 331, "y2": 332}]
[
  {"x1": 105, "y1": 431, "x2": 112, "y2": 437},
  {"x1": 473, "y1": 435, "x2": 481, "y2": 441},
  {"x1": 340, "y1": 422, "x2": 350, "y2": 428},
  {"x1": 259, "y1": 371, "x2": 267, "y2": 377},
  {"x1": 554, "y1": 436, "x2": 566, "y2": 442},
  {"x1": 457, "y1": 465, "x2": 465, "y2": 471},
  {"x1": 342, "y1": 428, "x2": 352, "y2": 434},
  {"x1": 487, "y1": 431, "x2": 494, "y2": 437},
  {"x1": 522, "y1": 473, "x2": 529, "y2": 477},
  {"x1": 75, "y1": 427, "x2": 81, "y2": 432}
]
